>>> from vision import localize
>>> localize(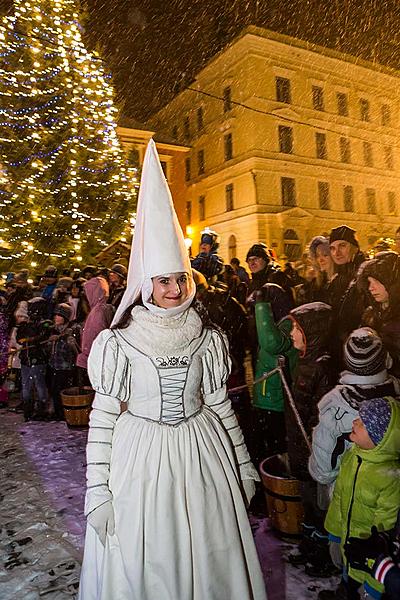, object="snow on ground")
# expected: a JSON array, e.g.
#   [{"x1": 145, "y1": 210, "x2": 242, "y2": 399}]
[{"x1": 0, "y1": 405, "x2": 339, "y2": 599}]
